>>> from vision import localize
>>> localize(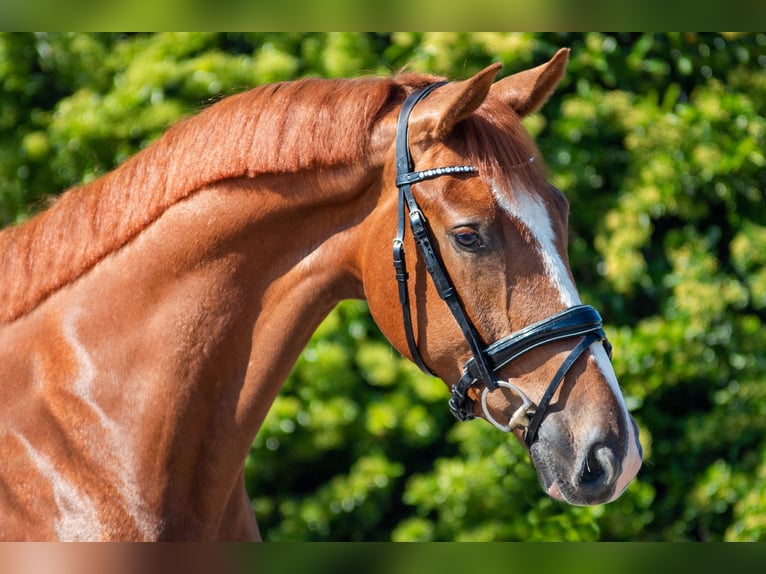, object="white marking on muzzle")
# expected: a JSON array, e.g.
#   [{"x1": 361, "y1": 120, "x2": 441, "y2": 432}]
[{"x1": 590, "y1": 342, "x2": 643, "y2": 501}]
